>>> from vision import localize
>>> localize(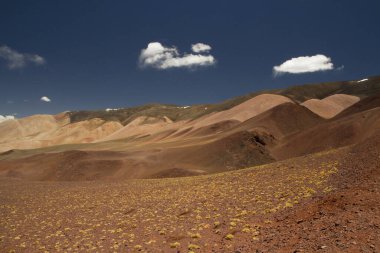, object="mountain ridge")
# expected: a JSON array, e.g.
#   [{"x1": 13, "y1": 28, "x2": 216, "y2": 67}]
[{"x1": 0, "y1": 76, "x2": 379, "y2": 181}]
